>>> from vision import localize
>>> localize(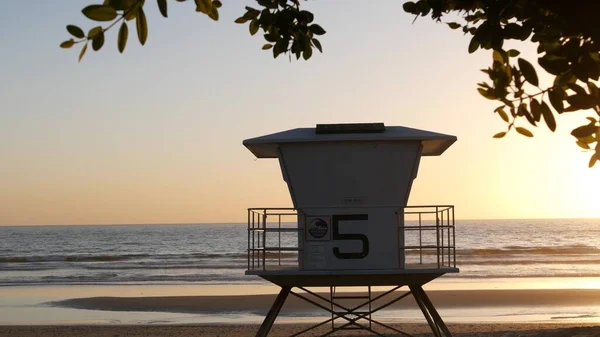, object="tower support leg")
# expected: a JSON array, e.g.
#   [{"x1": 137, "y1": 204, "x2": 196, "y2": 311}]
[
  {"x1": 409, "y1": 285, "x2": 452, "y2": 337},
  {"x1": 256, "y1": 286, "x2": 291, "y2": 337}
]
